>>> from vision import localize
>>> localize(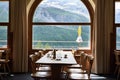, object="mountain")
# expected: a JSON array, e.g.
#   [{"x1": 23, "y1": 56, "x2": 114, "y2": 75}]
[
  {"x1": 0, "y1": 3, "x2": 9, "y2": 22},
  {"x1": 34, "y1": 0, "x2": 90, "y2": 22},
  {"x1": 33, "y1": 6, "x2": 89, "y2": 22}
]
